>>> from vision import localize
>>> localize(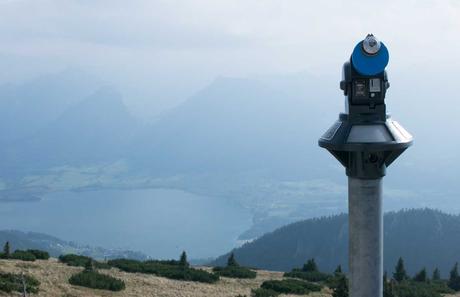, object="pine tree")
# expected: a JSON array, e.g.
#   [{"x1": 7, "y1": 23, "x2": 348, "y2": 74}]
[
  {"x1": 3, "y1": 242, "x2": 10, "y2": 258},
  {"x1": 432, "y1": 268, "x2": 441, "y2": 281},
  {"x1": 303, "y1": 258, "x2": 318, "y2": 272},
  {"x1": 335, "y1": 265, "x2": 343, "y2": 274},
  {"x1": 383, "y1": 277, "x2": 395, "y2": 297},
  {"x1": 84, "y1": 258, "x2": 94, "y2": 272},
  {"x1": 451, "y1": 263, "x2": 459, "y2": 279},
  {"x1": 448, "y1": 263, "x2": 460, "y2": 291},
  {"x1": 393, "y1": 257, "x2": 407, "y2": 283},
  {"x1": 383, "y1": 271, "x2": 389, "y2": 297},
  {"x1": 414, "y1": 267, "x2": 427, "y2": 282},
  {"x1": 179, "y1": 251, "x2": 189, "y2": 268},
  {"x1": 227, "y1": 253, "x2": 239, "y2": 267},
  {"x1": 332, "y1": 275, "x2": 348, "y2": 297}
]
